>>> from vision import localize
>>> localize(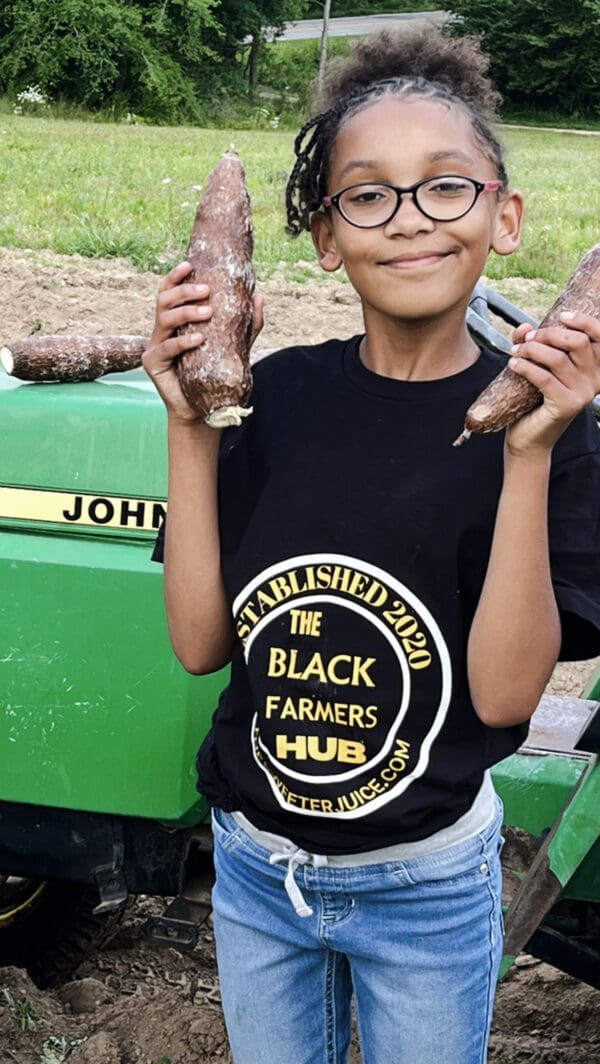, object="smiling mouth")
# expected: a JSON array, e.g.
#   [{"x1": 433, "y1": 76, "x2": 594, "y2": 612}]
[{"x1": 380, "y1": 252, "x2": 453, "y2": 269}]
